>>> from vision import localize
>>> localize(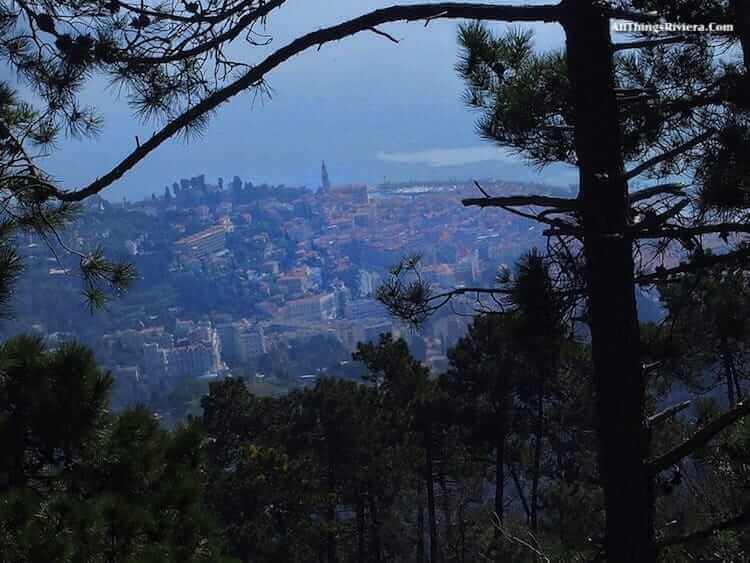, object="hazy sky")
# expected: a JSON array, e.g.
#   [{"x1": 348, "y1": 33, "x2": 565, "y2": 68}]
[{"x1": 21, "y1": 1, "x2": 577, "y2": 201}]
